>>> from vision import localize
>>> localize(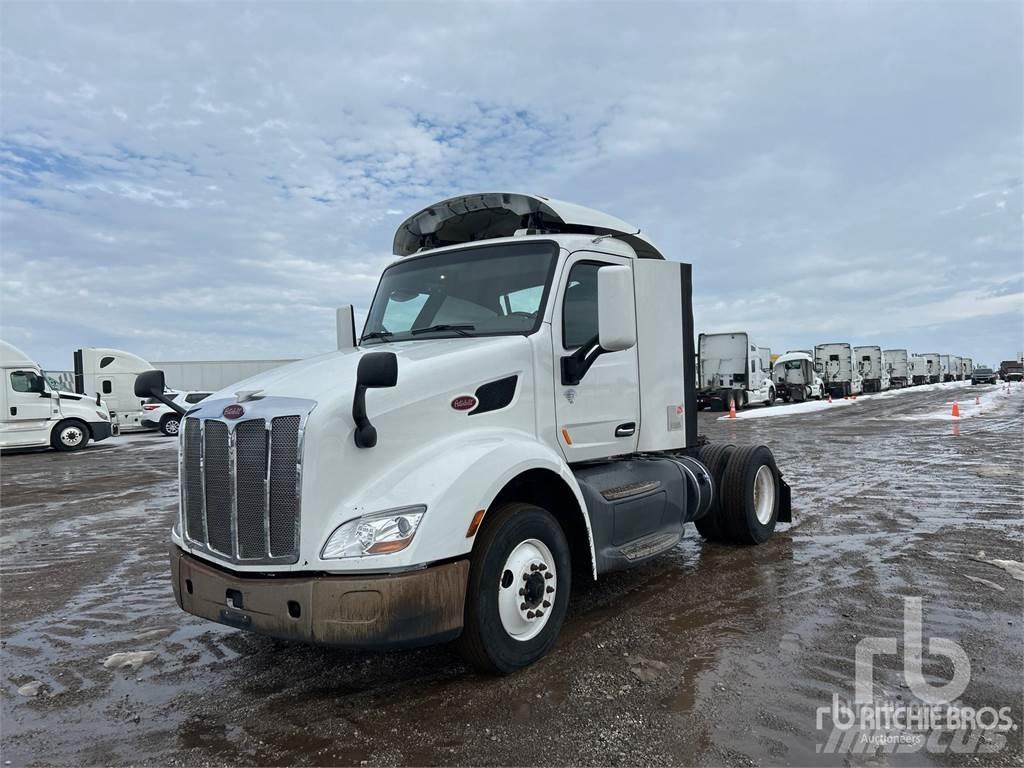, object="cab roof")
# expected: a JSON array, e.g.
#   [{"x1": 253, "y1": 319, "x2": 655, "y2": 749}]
[
  {"x1": 0, "y1": 340, "x2": 35, "y2": 368},
  {"x1": 393, "y1": 192, "x2": 665, "y2": 260}
]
